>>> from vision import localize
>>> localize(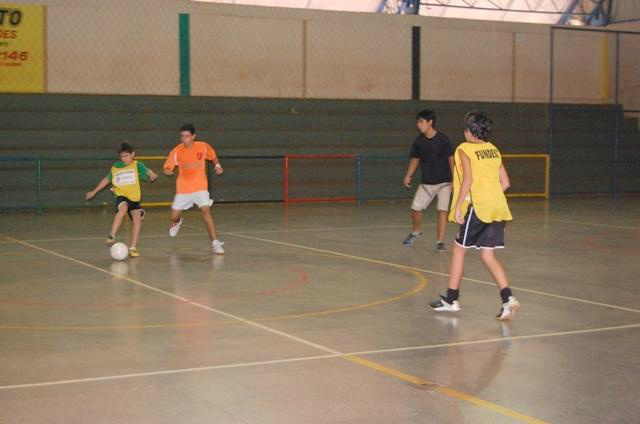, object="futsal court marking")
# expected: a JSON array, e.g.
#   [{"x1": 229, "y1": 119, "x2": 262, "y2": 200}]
[
  {"x1": 1, "y1": 322, "x2": 638, "y2": 392},
  {"x1": 1, "y1": 214, "x2": 636, "y2": 246},
  {"x1": 548, "y1": 219, "x2": 639, "y2": 231},
  {"x1": 2, "y1": 236, "x2": 545, "y2": 424},
  {"x1": 2, "y1": 220, "x2": 638, "y2": 316},
  {"x1": 0, "y1": 264, "x2": 428, "y2": 331},
  {"x1": 0, "y1": 232, "x2": 203, "y2": 244},
  {"x1": 0, "y1": 224, "x2": 417, "y2": 244},
  {"x1": 226, "y1": 232, "x2": 640, "y2": 315}
]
